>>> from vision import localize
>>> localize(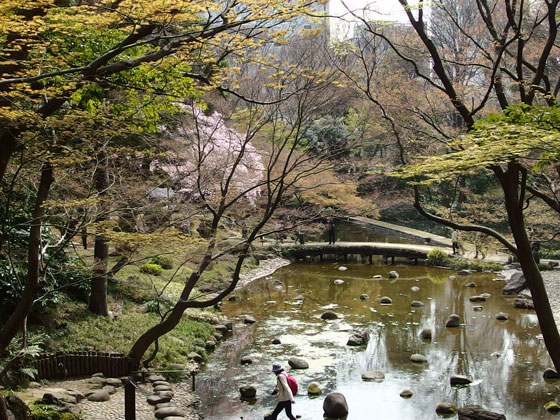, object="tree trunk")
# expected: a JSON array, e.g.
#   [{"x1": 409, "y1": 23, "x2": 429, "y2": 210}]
[
  {"x1": 0, "y1": 394, "x2": 8, "y2": 420},
  {"x1": 0, "y1": 131, "x2": 16, "y2": 186},
  {"x1": 88, "y1": 165, "x2": 109, "y2": 316},
  {"x1": 88, "y1": 237, "x2": 109, "y2": 316},
  {"x1": 501, "y1": 164, "x2": 560, "y2": 372},
  {"x1": 0, "y1": 165, "x2": 54, "y2": 355}
]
